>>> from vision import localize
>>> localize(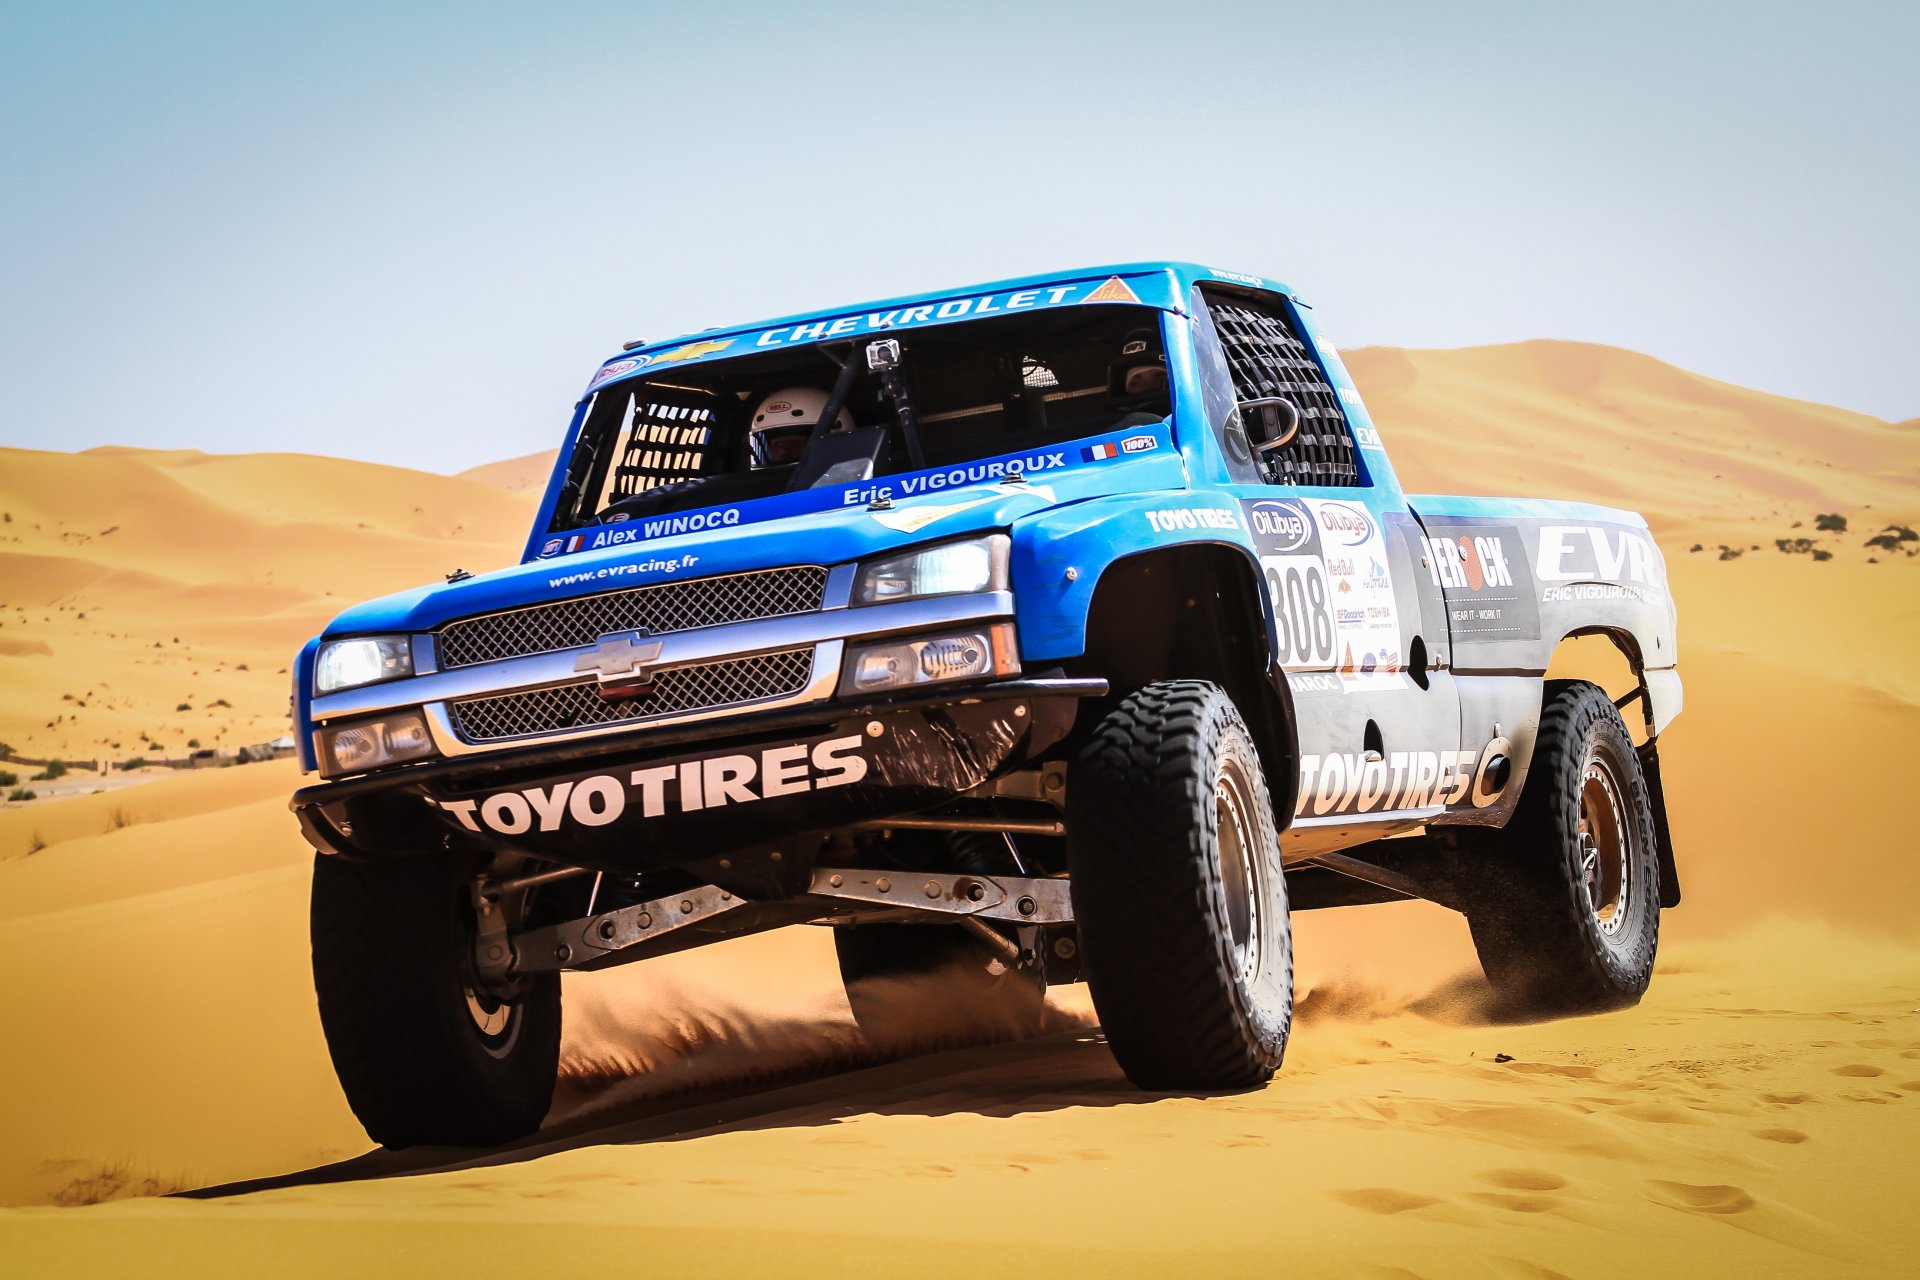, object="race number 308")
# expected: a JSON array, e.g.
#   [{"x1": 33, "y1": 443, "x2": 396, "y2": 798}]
[{"x1": 1262, "y1": 555, "x2": 1337, "y2": 667}]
